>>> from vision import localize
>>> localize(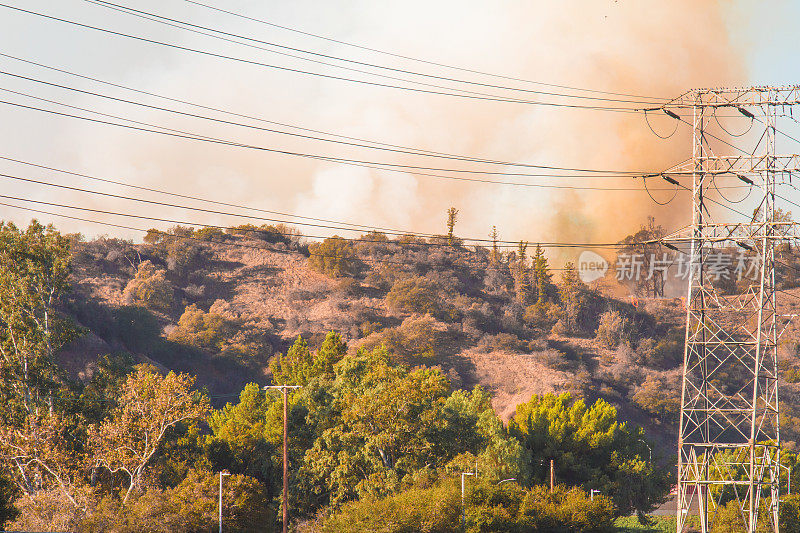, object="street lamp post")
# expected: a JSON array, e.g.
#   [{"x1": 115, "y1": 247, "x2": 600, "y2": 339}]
[
  {"x1": 264, "y1": 385, "x2": 301, "y2": 533},
  {"x1": 219, "y1": 471, "x2": 230, "y2": 533},
  {"x1": 590, "y1": 489, "x2": 601, "y2": 501},
  {"x1": 461, "y1": 471, "x2": 475, "y2": 530},
  {"x1": 498, "y1": 478, "x2": 516, "y2": 485}
]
